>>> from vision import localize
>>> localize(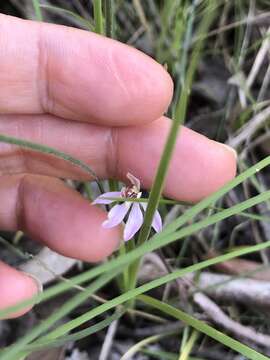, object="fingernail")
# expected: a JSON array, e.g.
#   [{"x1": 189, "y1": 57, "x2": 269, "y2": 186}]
[
  {"x1": 23, "y1": 272, "x2": 43, "y2": 294},
  {"x1": 221, "y1": 143, "x2": 238, "y2": 159}
]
